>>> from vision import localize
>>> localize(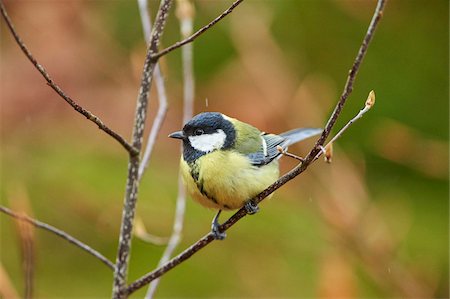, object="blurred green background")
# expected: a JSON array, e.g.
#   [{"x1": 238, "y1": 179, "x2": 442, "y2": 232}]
[{"x1": 1, "y1": 0, "x2": 448, "y2": 298}]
